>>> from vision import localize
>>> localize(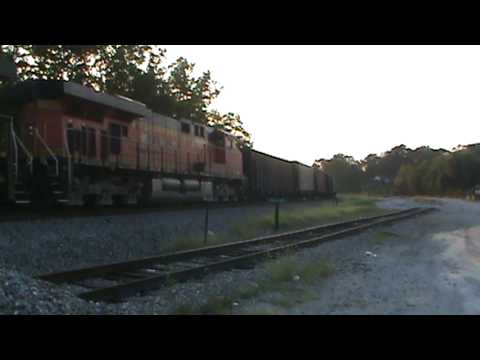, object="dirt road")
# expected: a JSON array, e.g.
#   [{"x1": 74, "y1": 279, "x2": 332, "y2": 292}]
[{"x1": 238, "y1": 197, "x2": 480, "y2": 314}]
